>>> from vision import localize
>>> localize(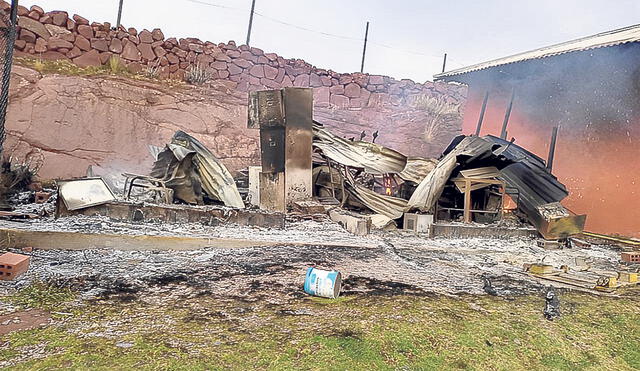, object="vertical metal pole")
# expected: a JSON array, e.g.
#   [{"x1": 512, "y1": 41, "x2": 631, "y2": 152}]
[
  {"x1": 116, "y1": 0, "x2": 124, "y2": 29},
  {"x1": 360, "y1": 21, "x2": 369, "y2": 73},
  {"x1": 500, "y1": 88, "x2": 515, "y2": 140},
  {"x1": 246, "y1": 0, "x2": 256, "y2": 45},
  {"x1": 474, "y1": 91, "x2": 489, "y2": 136},
  {"x1": 0, "y1": 0, "x2": 18, "y2": 154},
  {"x1": 547, "y1": 126, "x2": 558, "y2": 171},
  {"x1": 441, "y1": 53, "x2": 447, "y2": 73}
]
